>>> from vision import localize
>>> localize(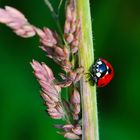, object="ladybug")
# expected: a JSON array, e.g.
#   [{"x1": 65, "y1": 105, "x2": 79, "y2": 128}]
[{"x1": 90, "y1": 58, "x2": 114, "y2": 87}]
